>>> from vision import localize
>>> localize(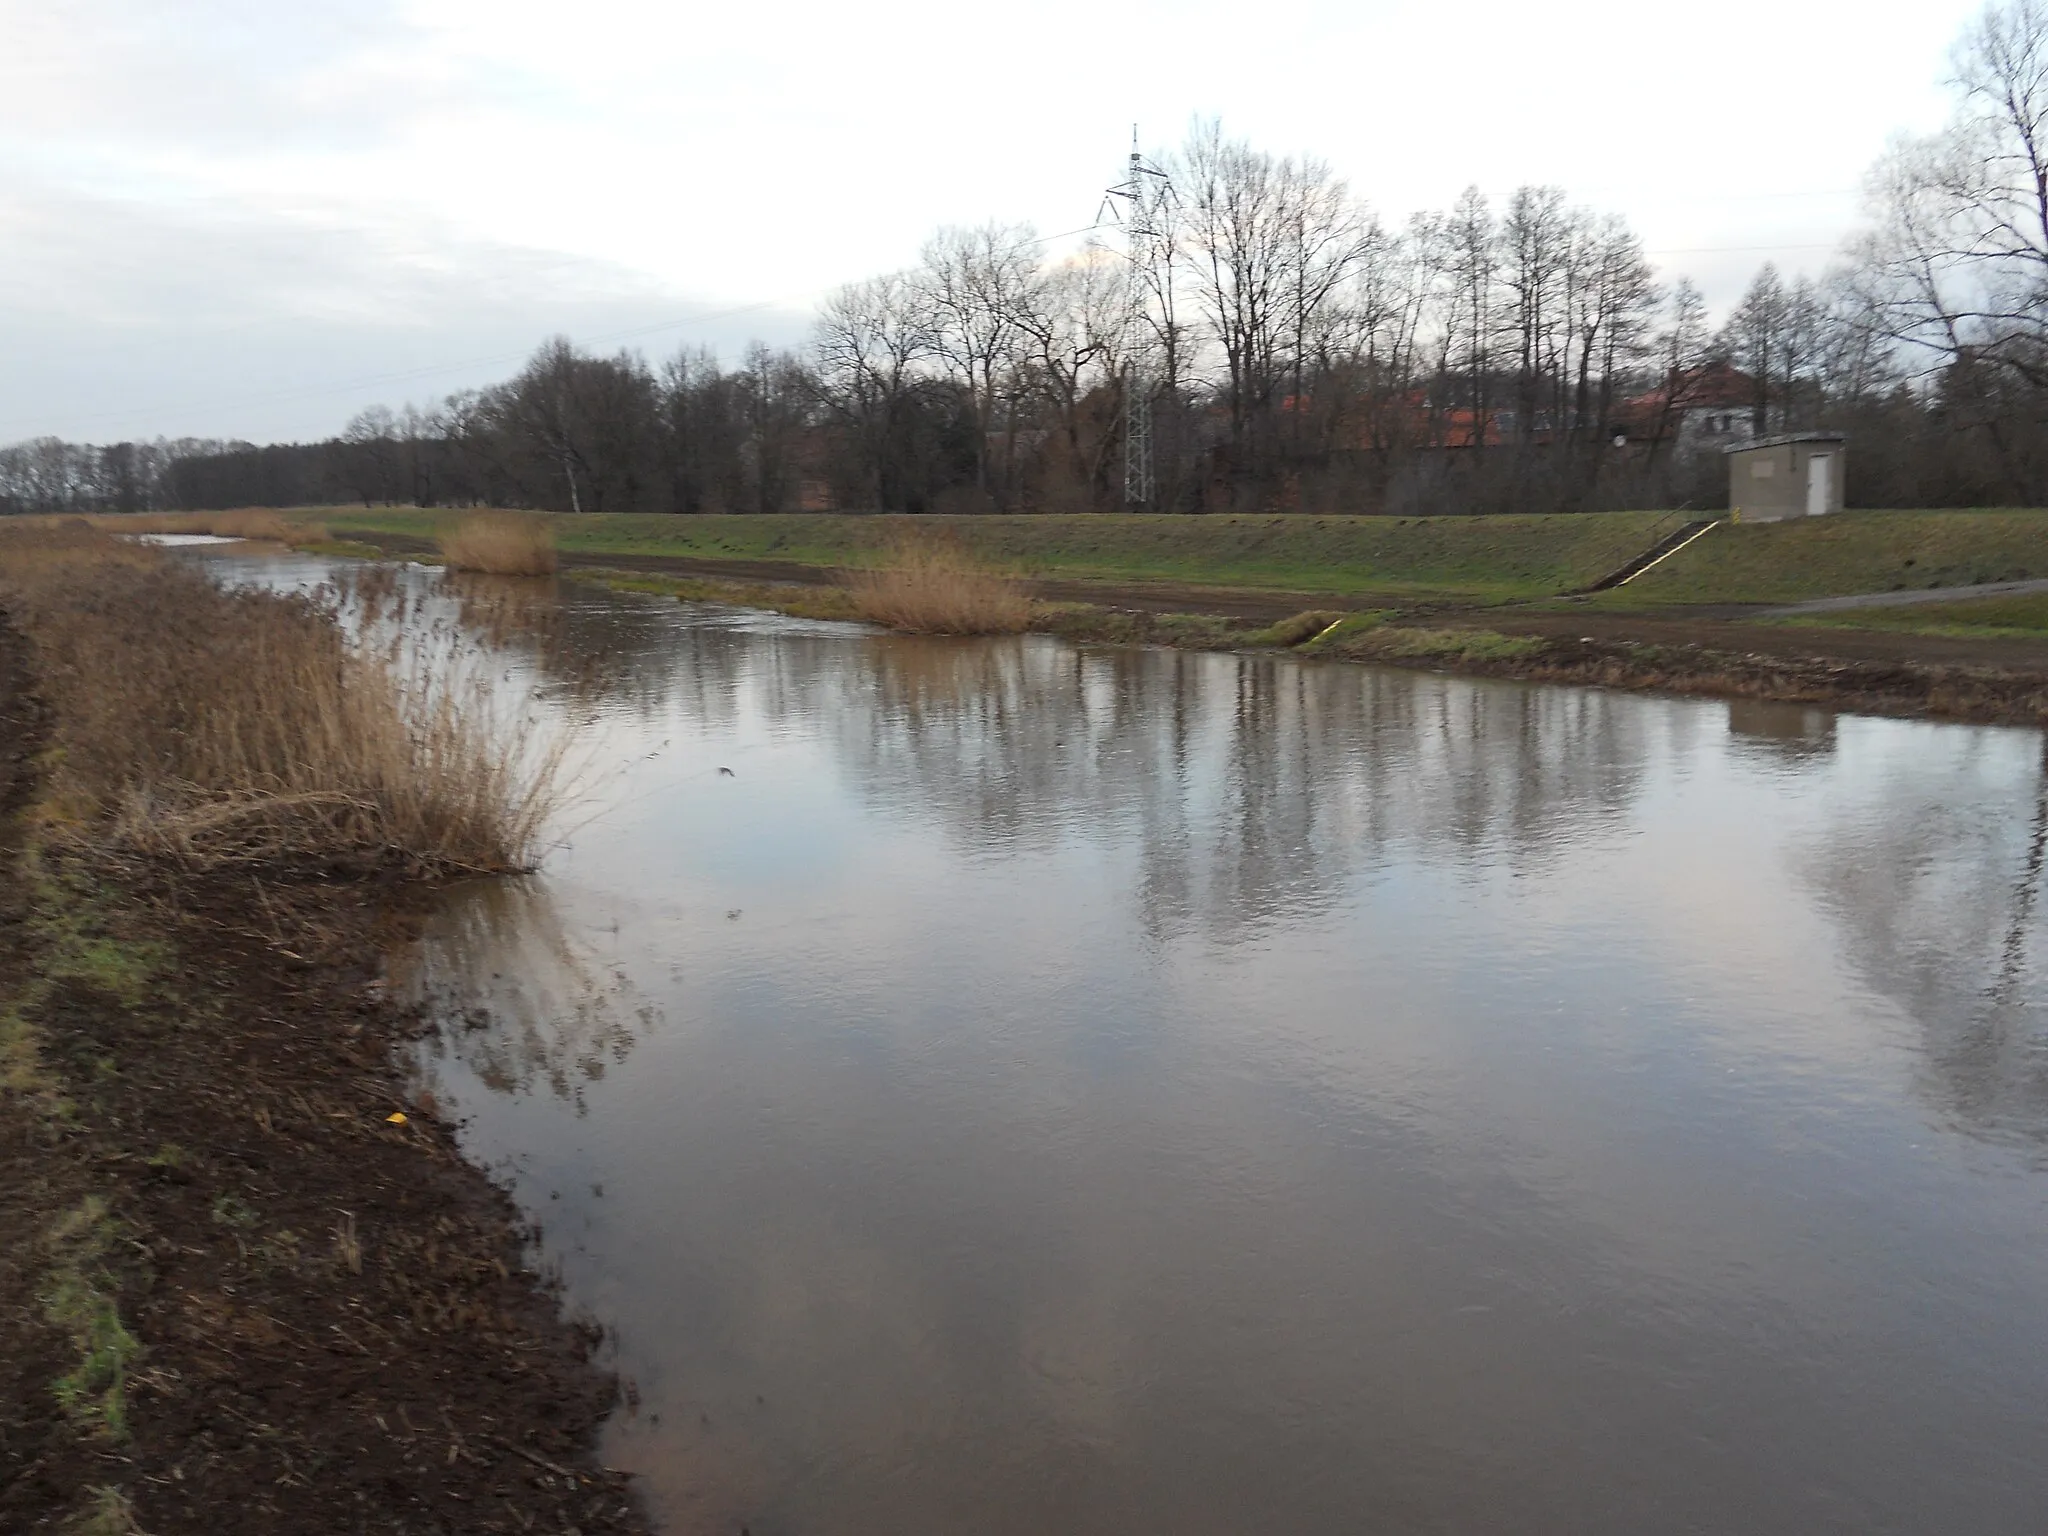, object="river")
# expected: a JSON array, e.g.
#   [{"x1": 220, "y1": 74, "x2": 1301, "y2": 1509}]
[{"x1": 229, "y1": 551, "x2": 2048, "y2": 1534}]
